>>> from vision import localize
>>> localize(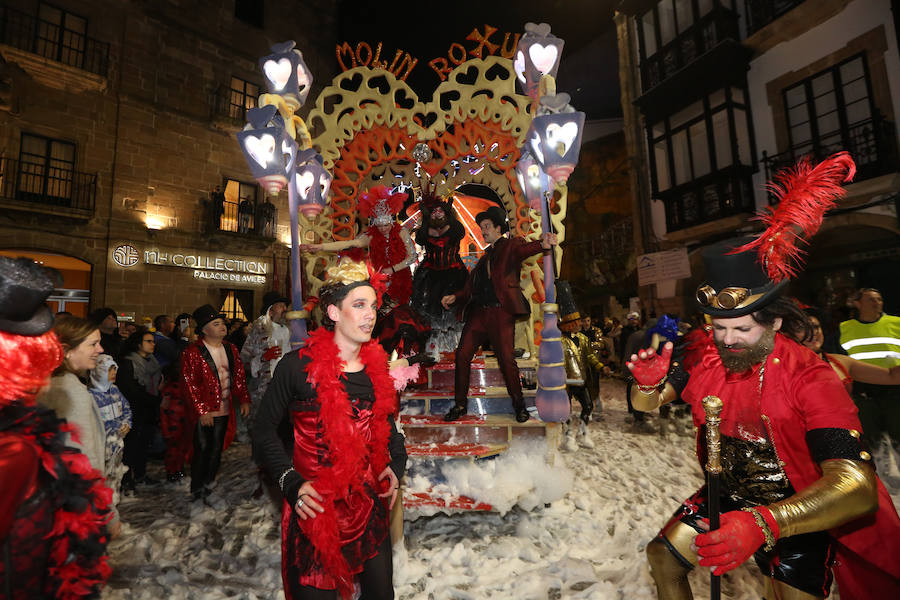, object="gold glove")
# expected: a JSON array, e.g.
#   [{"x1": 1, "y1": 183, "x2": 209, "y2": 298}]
[
  {"x1": 766, "y1": 458, "x2": 877, "y2": 538},
  {"x1": 632, "y1": 381, "x2": 676, "y2": 412}
]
